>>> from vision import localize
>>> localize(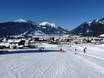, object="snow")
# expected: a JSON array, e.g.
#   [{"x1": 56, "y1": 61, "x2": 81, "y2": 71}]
[
  {"x1": 87, "y1": 21, "x2": 92, "y2": 24},
  {"x1": 14, "y1": 18, "x2": 27, "y2": 23},
  {"x1": 33, "y1": 30, "x2": 45, "y2": 36},
  {"x1": 100, "y1": 34, "x2": 104, "y2": 37},
  {"x1": 0, "y1": 43, "x2": 104, "y2": 78},
  {"x1": 0, "y1": 42, "x2": 10, "y2": 47},
  {"x1": 36, "y1": 43, "x2": 58, "y2": 48},
  {"x1": 39, "y1": 22, "x2": 57, "y2": 28},
  {"x1": 95, "y1": 19, "x2": 99, "y2": 22},
  {"x1": 86, "y1": 29, "x2": 90, "y2": 33},
  {"x1": 86, "y1": 21, "x2": 92, "y2": 26}
]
